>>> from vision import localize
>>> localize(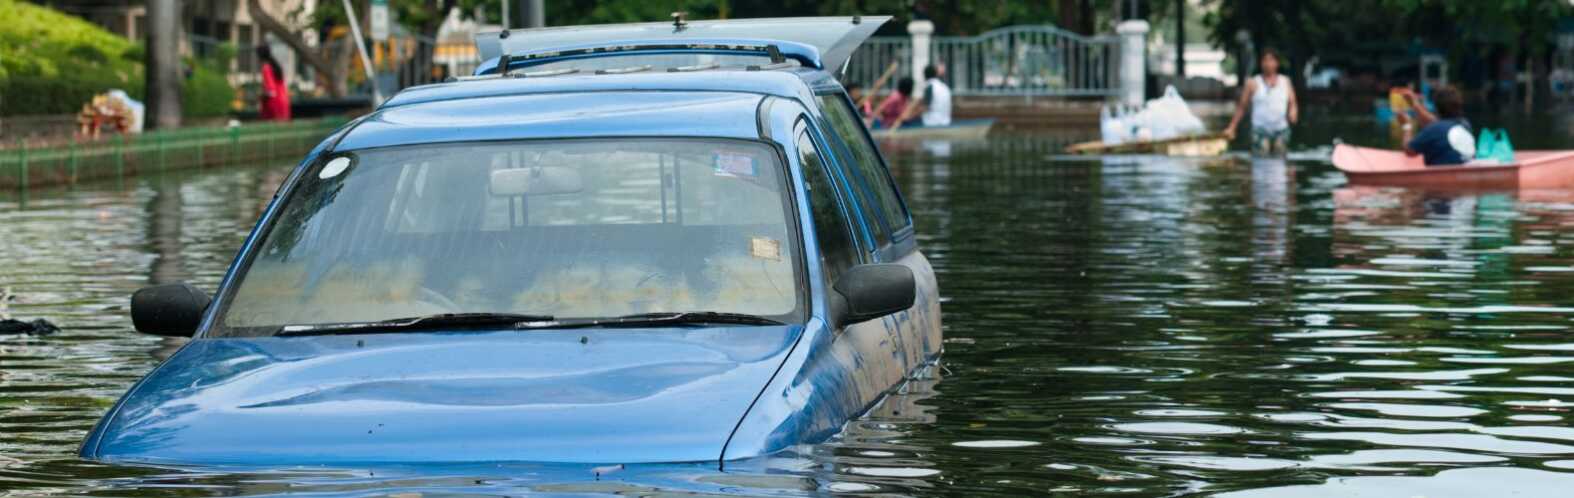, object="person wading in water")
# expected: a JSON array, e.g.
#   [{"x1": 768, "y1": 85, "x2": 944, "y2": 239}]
[{"x1": 1224, "y1": 48, "x2": 1299, "y2": 156}]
